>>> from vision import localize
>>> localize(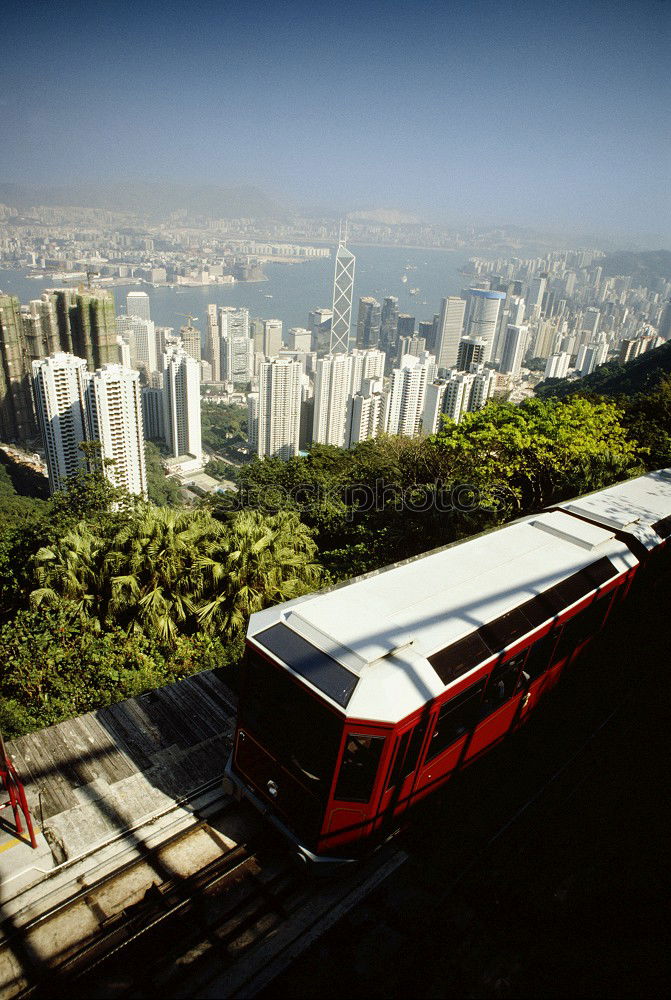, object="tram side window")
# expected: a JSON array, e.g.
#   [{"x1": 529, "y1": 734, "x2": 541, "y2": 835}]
[
  {"x1": 480, "y1": 653, "x2": 528, "y2": 718},
  {"x1": 426, "y1": 682, "x2": 486, "y2": 763},
  {"x1": 553, "y1": 595, "x2": 612, "y2": 663},
  {"x1": 335, "y1": 734, "x2": 386, "y2": 803},
  {"x1": 386, "y1": 719, "x2": 429, "y2": 792},
  {"x1": 525, "y1": 630, "x2": 560, "y2": 680}
]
